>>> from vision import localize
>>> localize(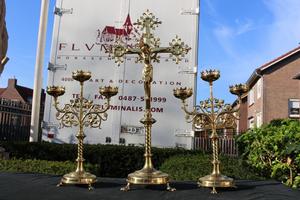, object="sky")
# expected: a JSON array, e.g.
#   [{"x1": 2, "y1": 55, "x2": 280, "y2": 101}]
[{"x1": 1, "y1": 0, "x2": 300, "y2": 103}]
